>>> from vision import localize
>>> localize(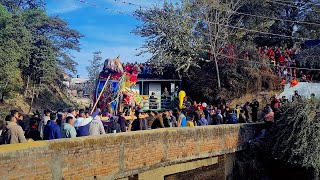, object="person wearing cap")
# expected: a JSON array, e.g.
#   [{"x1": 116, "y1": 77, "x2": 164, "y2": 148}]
[
  {"x1": 214, "y1": 109, "x2": 223, "y2": 125},
  {"x1": 74, "y1": 108, "x2": 100, "y2": 137},
  {"x1": 89, "y1": 115, "x2": 106, "y2": 136}
]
